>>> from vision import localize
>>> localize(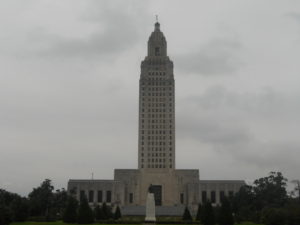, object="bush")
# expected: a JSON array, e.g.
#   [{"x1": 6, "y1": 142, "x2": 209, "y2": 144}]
[
  {"x1": 10, "y1": 197, "x2": 29, "y2": 222},
  {"x1": 114, "y1": 205, "x2": 122, "y2": 220},
  {"x1": 102, "y1": 202, "x2": 113, "y2": 219},
  {"x1": 77, "y1": 195, "x2": 94, "y2": 224},
  {"x1": 218, "y1": 198, "x2": 234, "y2": 225},
  {"x1": 196, "y1": 204, "x2": 201, "y2": 221},
  {"x1": 94, "y1": 205, "x2": 104, "y2": 220},
  {"x1": 285, "y1": 205, "x2": 300, "y2": 225},
  {"x1": 201, "y1": 201, "x2": 215, "y2": 225},
  {"x1": 0, "y1": 205, "x2": 11, "y2": 225},
  {"x1": 261, "y1": 207, "x2": 286, "y2": 225},
  {"x1": 63, "y1": 196, "x2": 78, "y2": 223},
  {"x1": 182, "y1": 206, "x2": 192, "y2": 221}
]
